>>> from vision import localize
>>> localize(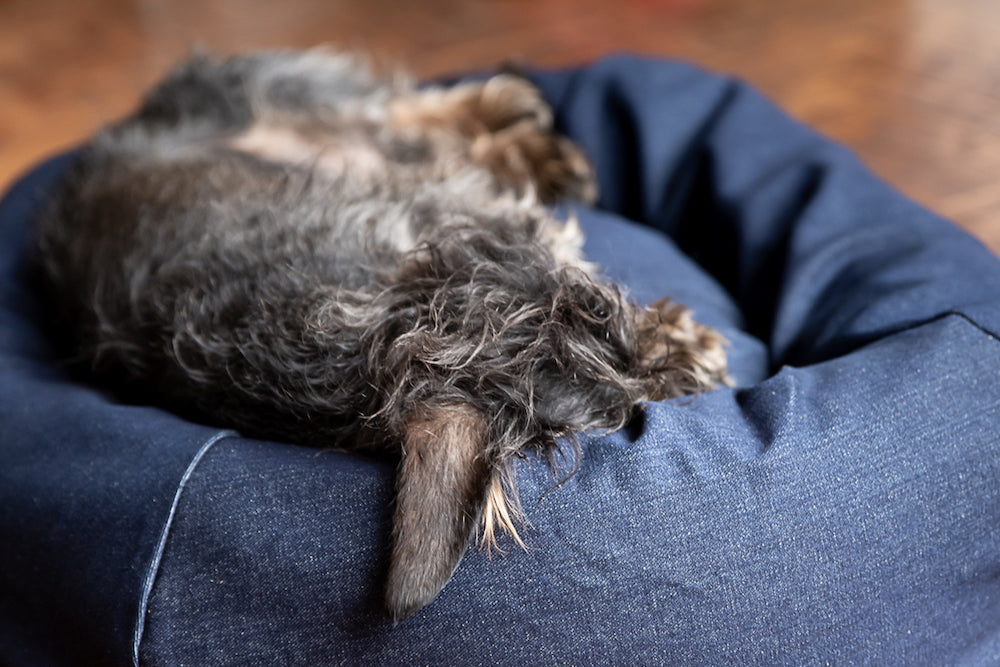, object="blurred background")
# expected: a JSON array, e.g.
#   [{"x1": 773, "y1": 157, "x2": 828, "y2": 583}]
[{"x1": 2, "y1": 0, "x2": 999, "y2": 253}]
